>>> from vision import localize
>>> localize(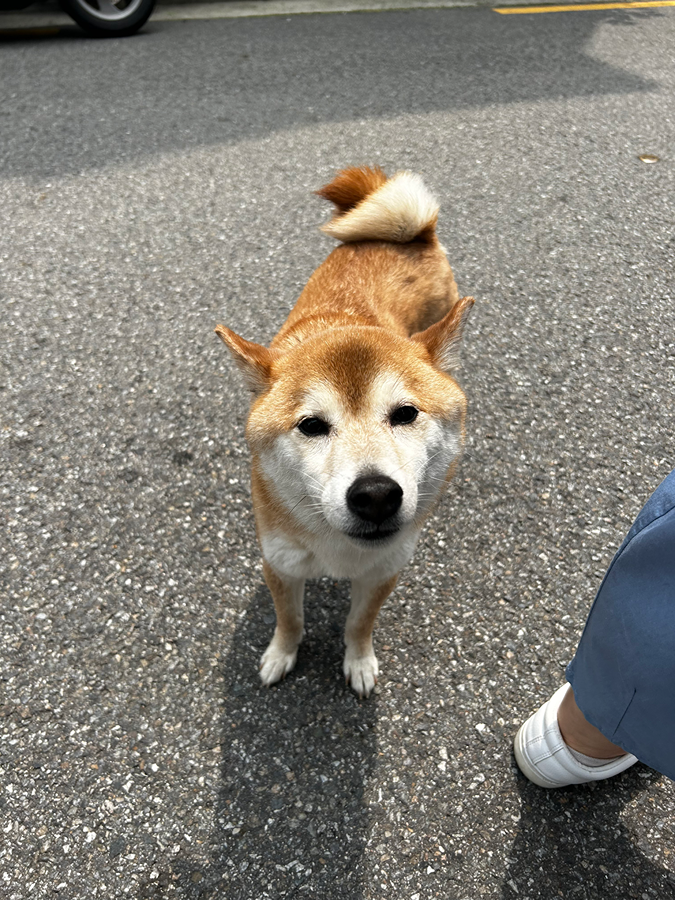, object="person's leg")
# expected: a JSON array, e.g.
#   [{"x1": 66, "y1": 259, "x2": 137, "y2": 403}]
[
  {"x1": 557, "y1": 685, "x2": 625, "y2": 759},
  {"x1": 515, "y1": 468, "x2": 675, "y2": 787}
]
